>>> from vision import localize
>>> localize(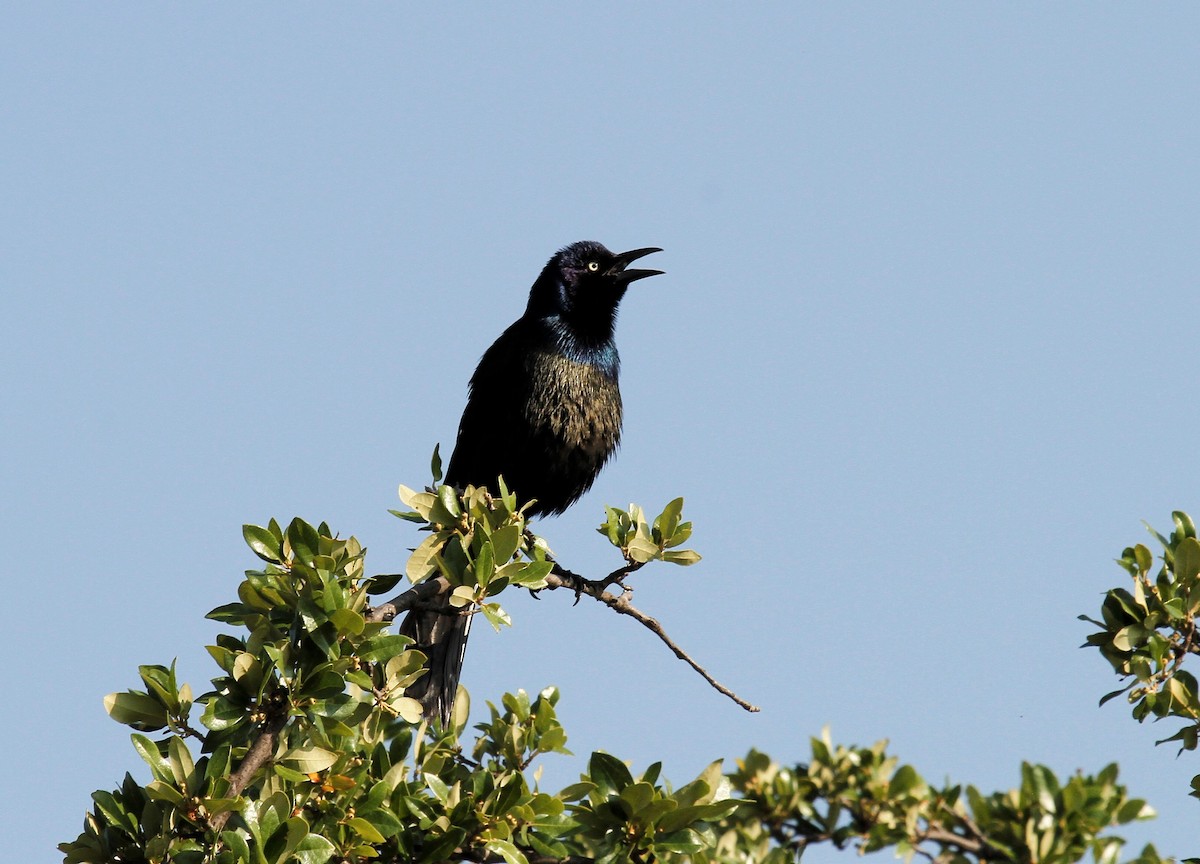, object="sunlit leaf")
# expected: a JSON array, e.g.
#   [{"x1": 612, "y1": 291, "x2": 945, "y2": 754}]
[
  {"x1": 104, "y1": 692, "x2": 168, "y2": 732},
  {"x1": 243, "y1": 524, "x2": 283, "y2": 563},
  {"x1": 281, "y1": 747, "x2": 339, "y2": 774}
]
